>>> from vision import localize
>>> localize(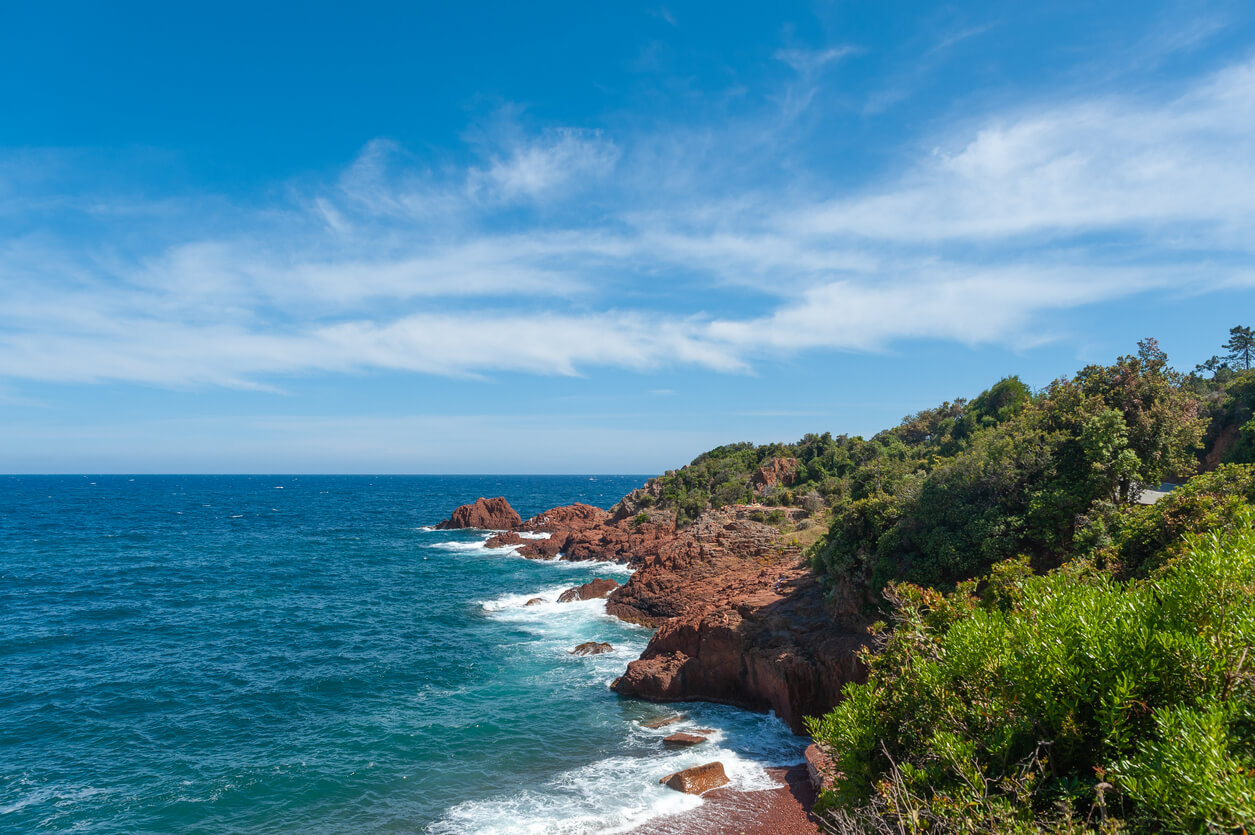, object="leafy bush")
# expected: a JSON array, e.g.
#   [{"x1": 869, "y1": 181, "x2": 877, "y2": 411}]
[
  {"x1": 807, "y1": 512, "x2": 1255, "y2": 833},
  {"x1": 1101, "y1": 464, "x2": 1255, "y2": 575},
  {"x1": 810, "y1": 341, "x2": 1206, "y2": 608}
]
